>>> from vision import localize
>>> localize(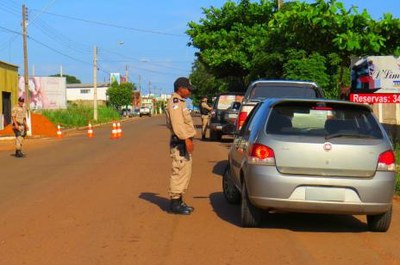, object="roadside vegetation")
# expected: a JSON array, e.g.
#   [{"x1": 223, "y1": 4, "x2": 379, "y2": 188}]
[
  {"x1": 40, "y1": 104, "x2": 120, "y2": 128},
  {"x1": 395, "y1": 146, "x2": 400, "y2": 194},
  {"x1": 187, "y1": 0, "x2": 400, "y2": 101}
]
